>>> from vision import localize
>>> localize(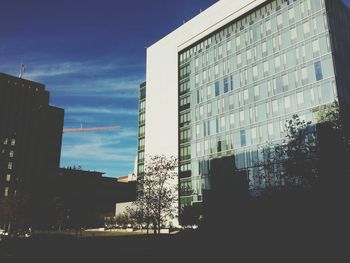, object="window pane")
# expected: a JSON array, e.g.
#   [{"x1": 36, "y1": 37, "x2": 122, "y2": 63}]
[{"x1": 315, "y1": 61, "x2": 323, "y2": 81}]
